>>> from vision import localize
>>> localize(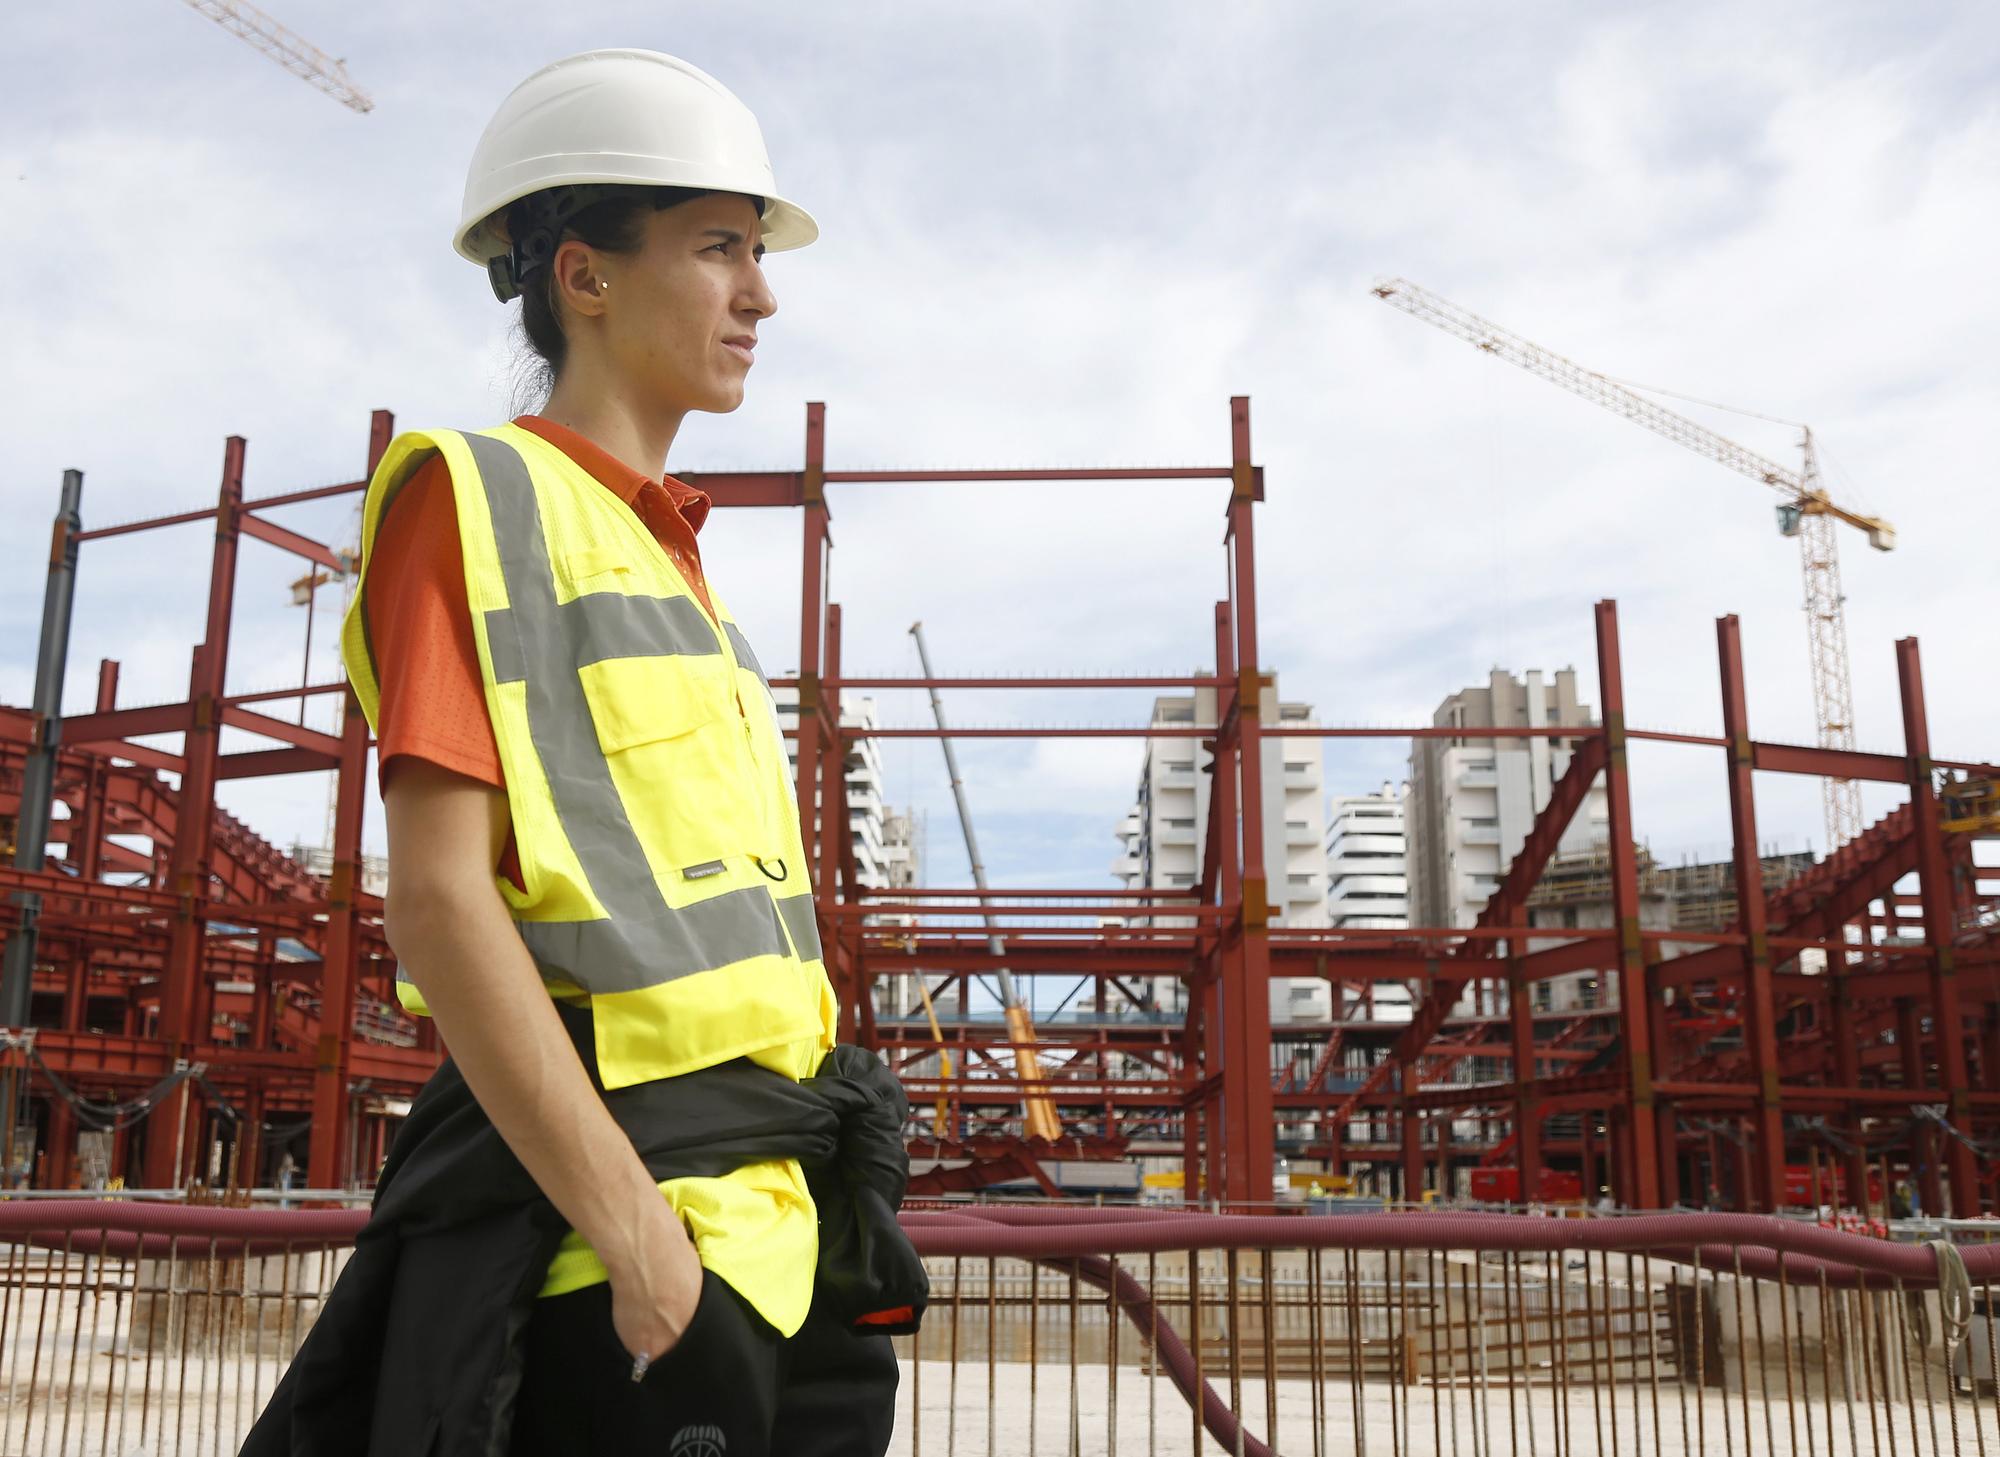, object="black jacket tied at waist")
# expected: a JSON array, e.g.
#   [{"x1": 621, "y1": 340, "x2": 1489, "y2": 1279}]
[{"x1": 240, "y1": 1024, "x2": 927, "y2": 1457}]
